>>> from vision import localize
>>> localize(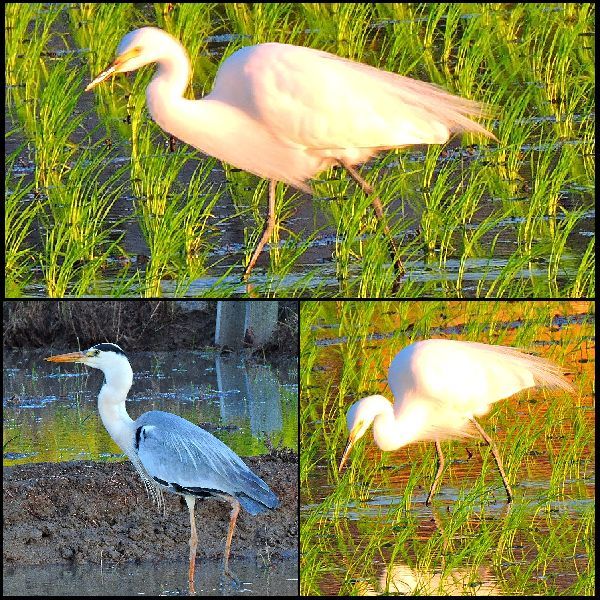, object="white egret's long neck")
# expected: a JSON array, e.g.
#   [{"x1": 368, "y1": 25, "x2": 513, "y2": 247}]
[
  {"x1": 143, "y1": 41, "x2": 266, "y2": 174},
  {"x1": 145, "y1": 39, "x2": 193, "y2": 133},
  {"x1": 97, "y1": 361, "x2": 134, "y2": 455},
  {"x1": 153, "y1": 40, "x2": 190, "y2": 99}
]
